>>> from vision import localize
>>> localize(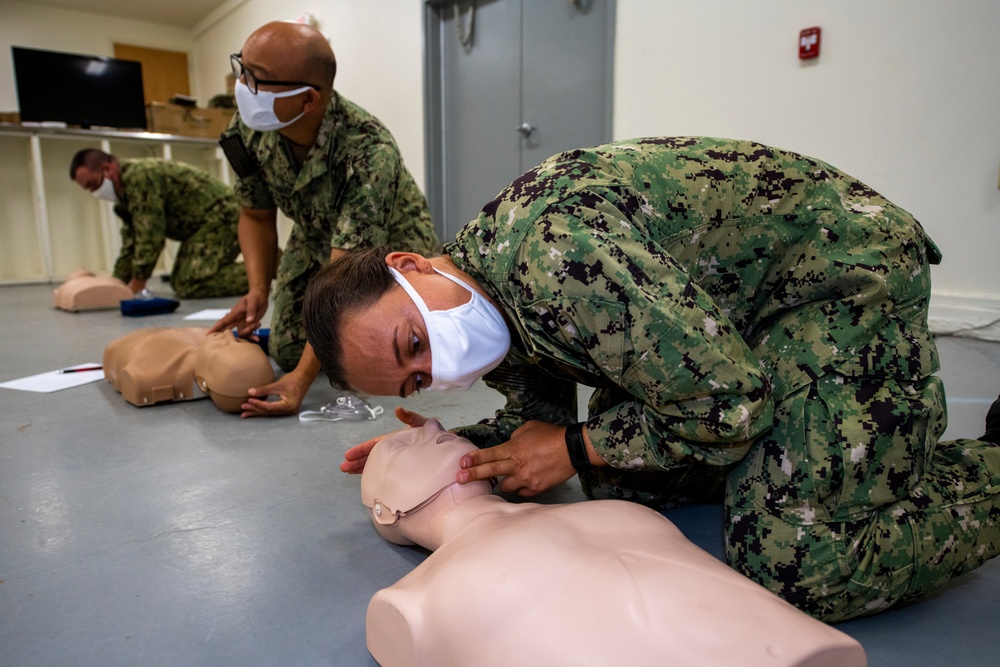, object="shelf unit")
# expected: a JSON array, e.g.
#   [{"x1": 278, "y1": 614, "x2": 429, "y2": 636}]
[{"x1": 0, "y1": 124, "x2": 232, "y2": 285}]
